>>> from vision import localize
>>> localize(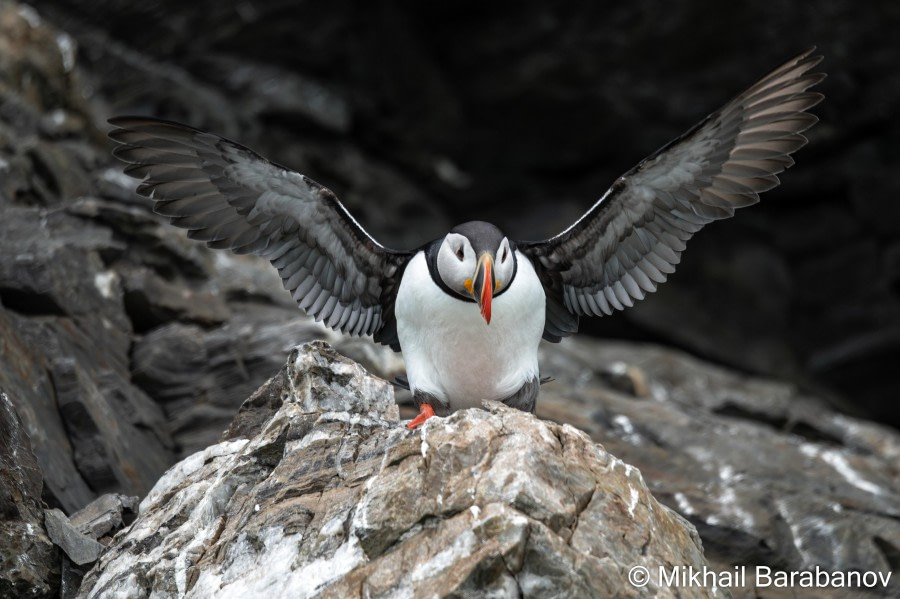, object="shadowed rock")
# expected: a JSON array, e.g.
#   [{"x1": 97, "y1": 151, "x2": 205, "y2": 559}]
[
  {"x1": 0, "y1": 391, "x2": 58, "y2": 598},
  {"x1": 44, "y1": 508, "x2": 103, "y2": 566},
  {"x1": 536, "y1": 338, "x2": 900, "y2": 596},
  {"x1": 76, "y1": 342, "x2": 722, "y2": 598},
  {"x1": 68, "y1": 493, "x2": 139, "y2": 542}
]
